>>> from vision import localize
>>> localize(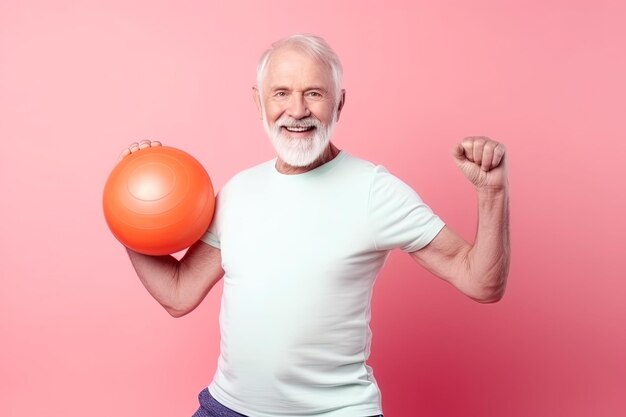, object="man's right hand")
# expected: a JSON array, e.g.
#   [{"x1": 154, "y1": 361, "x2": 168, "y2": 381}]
[
  {"x1": 117, "y1": 139, "x2": 162, "y2": 163},
  {"x1": 116, "y1": 139, "x2": 224, "y2": 317}
]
